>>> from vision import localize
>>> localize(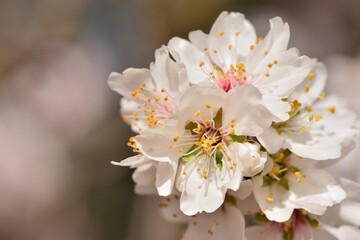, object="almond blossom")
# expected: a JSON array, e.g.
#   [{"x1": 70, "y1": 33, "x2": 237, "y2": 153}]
[
  {"x1": 136, "y1": 84, "x2": 271, "y2": 215},
  {"x1": 168, "y1": 11, "x2": 312, "y2": 122}
]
